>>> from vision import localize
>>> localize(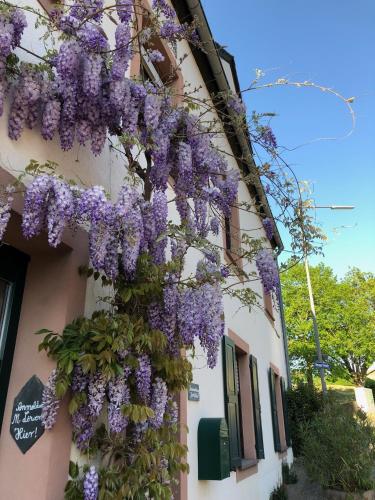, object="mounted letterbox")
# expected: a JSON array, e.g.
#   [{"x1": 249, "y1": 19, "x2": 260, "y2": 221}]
[{"x1": 198, "y1": 418, "x2": 230, "y2": 480}]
